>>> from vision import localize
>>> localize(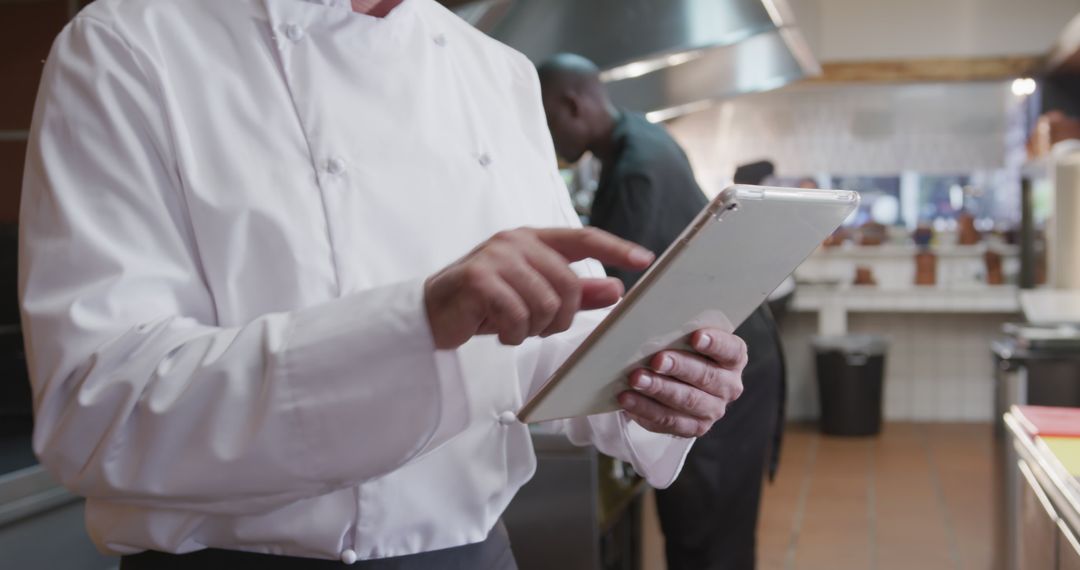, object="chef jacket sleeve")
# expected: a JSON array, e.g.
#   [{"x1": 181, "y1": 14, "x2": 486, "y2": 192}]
[{"x1": 19, "y1": 16, "x2": 467, "y2": 516}]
